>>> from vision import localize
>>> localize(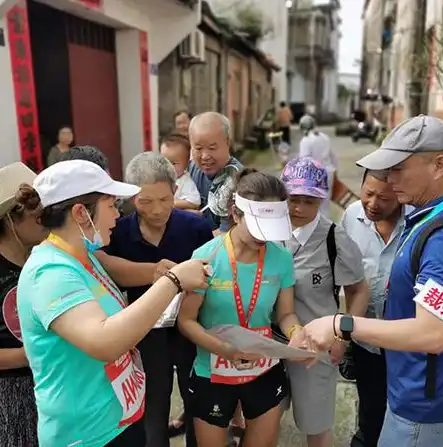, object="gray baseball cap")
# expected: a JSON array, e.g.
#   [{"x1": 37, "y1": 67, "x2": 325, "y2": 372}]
[{"x1": 356, "y1": 115, "x2": 443, "y2": 170}]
